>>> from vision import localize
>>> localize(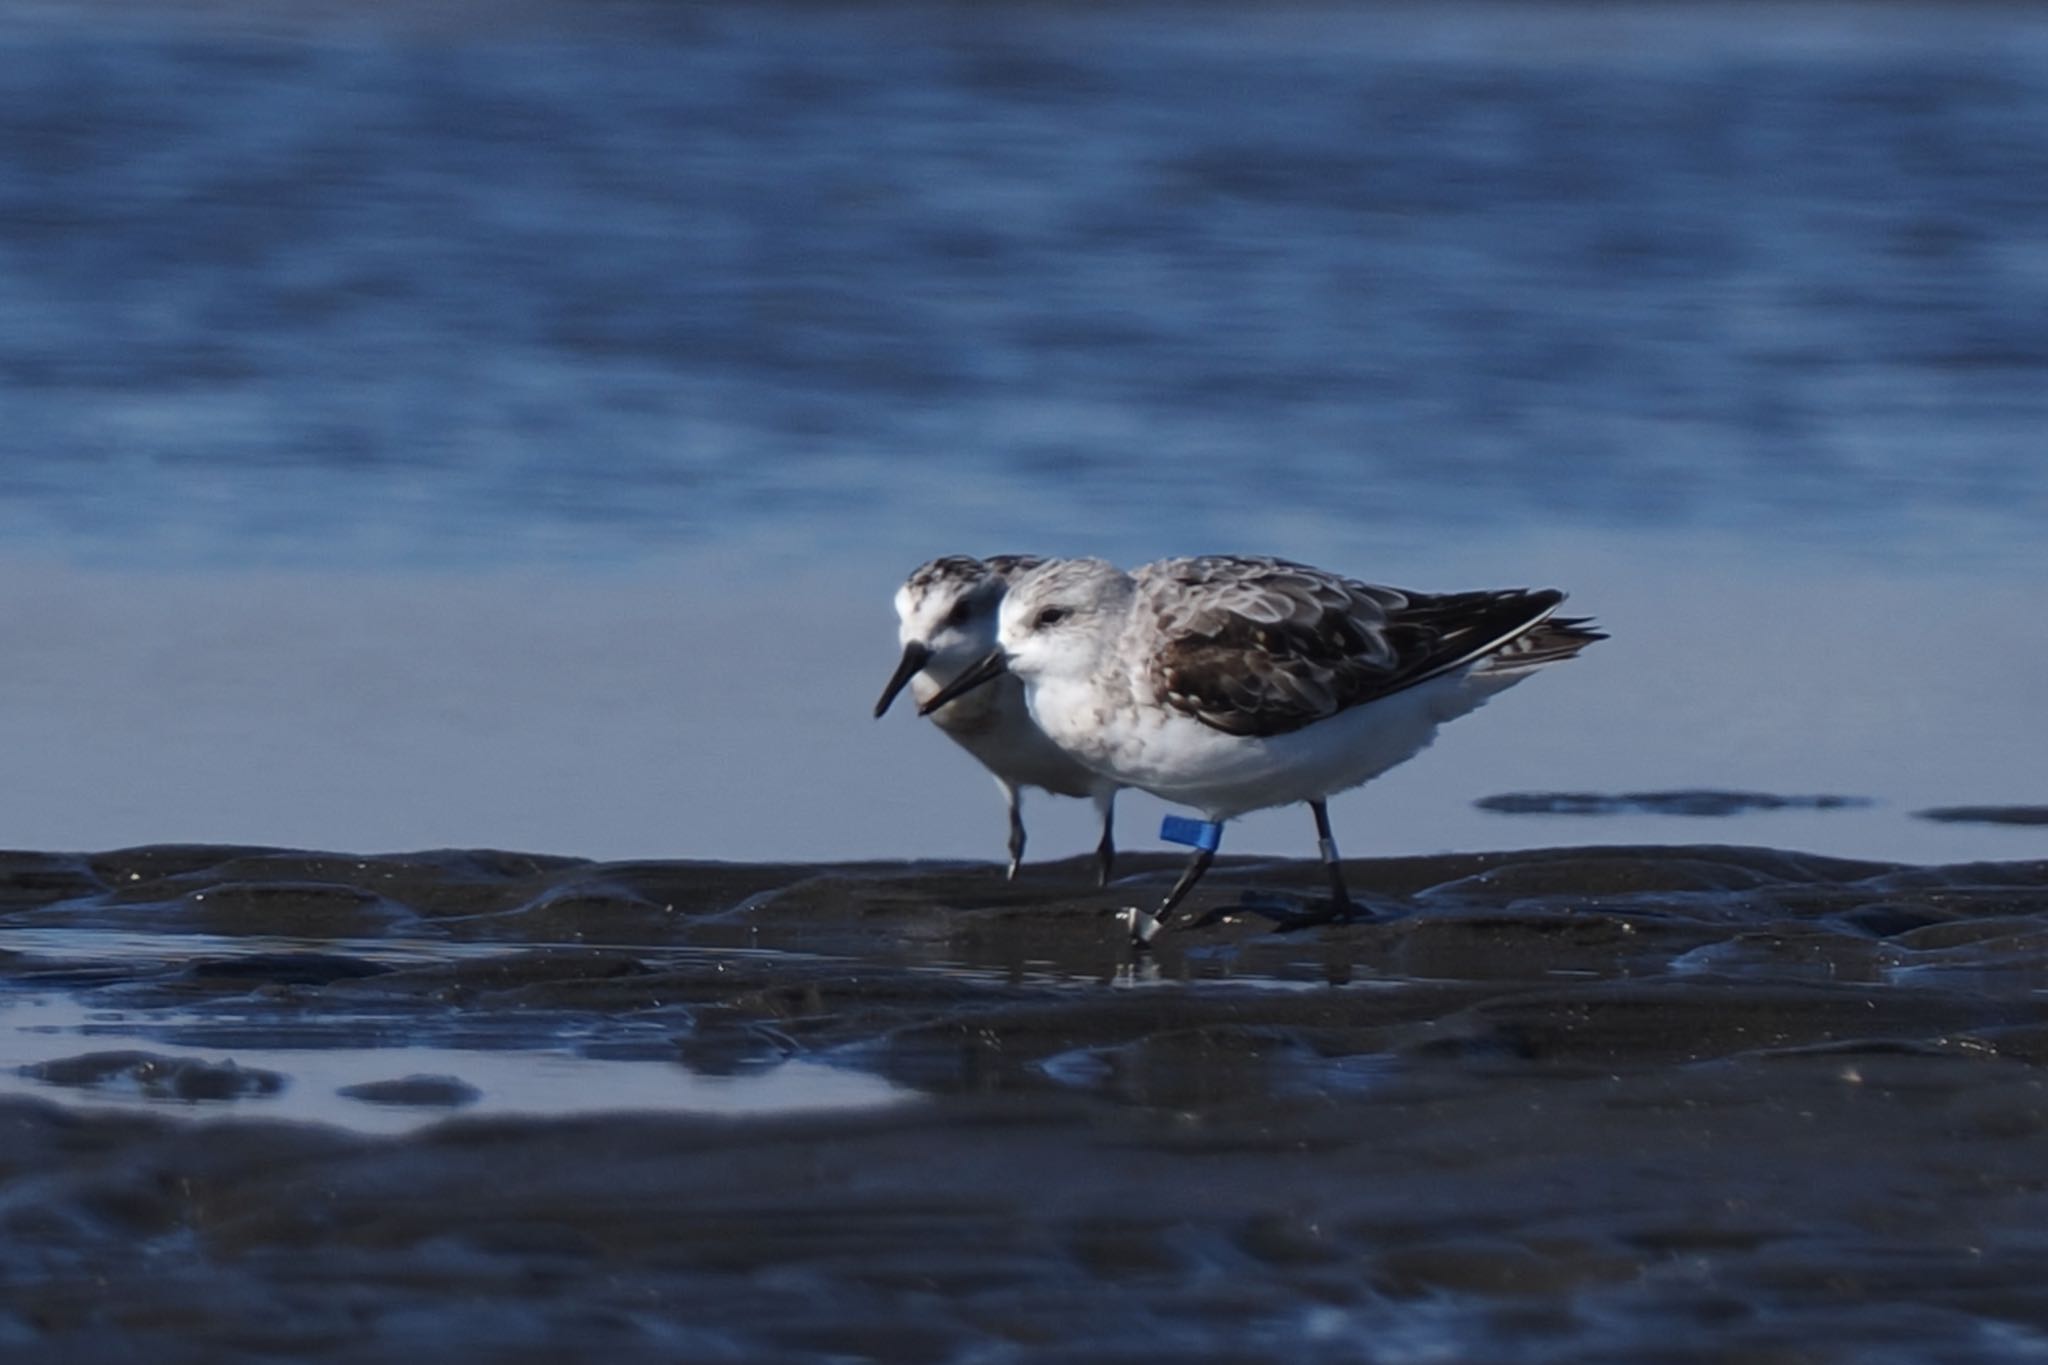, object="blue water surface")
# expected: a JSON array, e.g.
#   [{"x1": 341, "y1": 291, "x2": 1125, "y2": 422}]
[{"x1": 1, "y1": 0, "x2": 2044, "y2": 863}]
